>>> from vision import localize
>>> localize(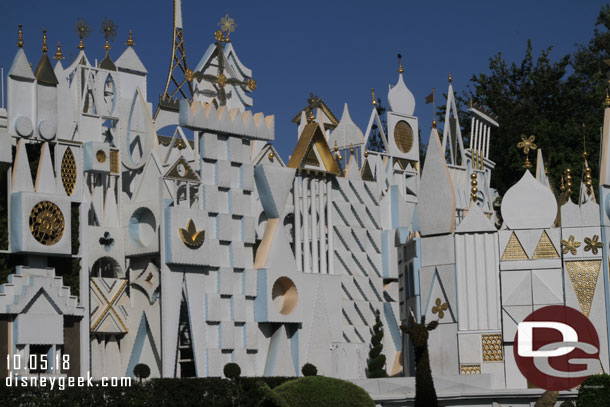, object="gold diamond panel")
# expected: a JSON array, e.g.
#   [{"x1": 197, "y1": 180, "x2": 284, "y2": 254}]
[
  {"x1": 394, "y1": 120, "x2": 414, "y2": 154},
  {"x1": 566, "y1": 260, "x2": 601, "y2": 317},
  {"x1": 482, "y1": 334, "x2": 503, "y2": 362},
  {"x1": 110, "y1": 150, "x2": 119, "y2": 174},
  {"x1": 533, "y1": 231, "x2": 559, "y2": 259},
  {"x1": 460, "y1": 364, "x2": 481, "y2": 375},
  {"x1": 60, "y1": 147, "x2": 77, "y2": 196},
  {"x1": 501, "y1": 232, "x2": 528, "y2": 261},
  {"x1": 29, "y1": 201, "x2": 65, "y2": 245}
]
